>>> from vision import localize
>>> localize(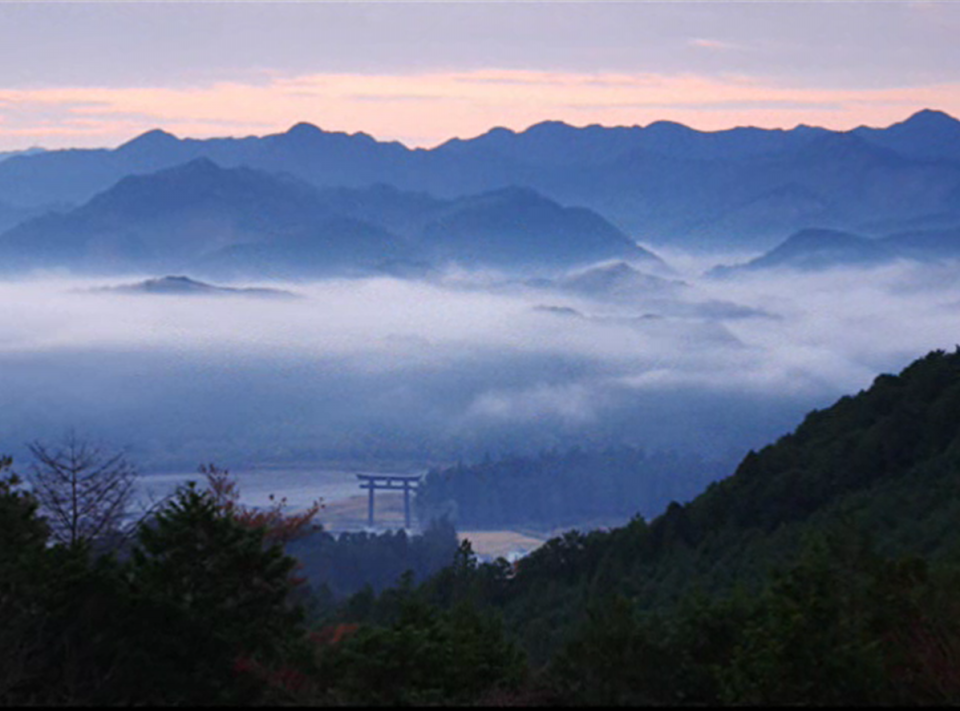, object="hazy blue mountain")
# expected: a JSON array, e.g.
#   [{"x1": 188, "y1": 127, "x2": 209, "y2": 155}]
[
  {"x1": 93, "y1": 275, "x2": 299, "y2": 299},
  {"x1": 530, "y1": 128, "x2": 959, "y2": 250},
  {"x1": 0, "y1": 109, "x2": 958, "y2": 254},
  {"x1": 844, "y1": 209, "x2": 960, "y2": 239},
  {"x1": 415, "y1": 186, "x2": 660, "y2": 271},
  {"x1": 435, "y1": 117, "x2": 827, "y2": 166},
  {"x1": 0, "y1": 123, "x2": 413, "y2": 207},
  {"x1": 549, "y1": 260, "x2": 771, "y2": 324},
  {"x1": 192, "y1": 216, "x2": 414, "y2": 281},
  {"x1": 443, "y1": 113, "x2": 960, "y2": 252},
  {"x1": 0, "y1": 158, "x2": 340, "y2": 274},
  {"x1": 0, "y1": 146, "x2": 45, "y2": 164},
  {"x1": 429, "y1": 120, "x2": 838, "y2": 250},
  {"x1": 435, "y1": 121, "x2": 650, "y2": 167},
  {"x1": 0, "y1": 147, "x2": 120, "y2": 206},
  {"x1": 712, "y1": 218, "x2": 960, "y2": 277},
  {"x1": 695, "y1": 132, "x2": 960, "y2": 250},
  {"x1": 0, "y1": 197, "x2": 68, "y2": 234},
  {"x1": 0, "y1": 159, "x2": 653, "y2": 278},
  {"x1": 710, "y1": 228, "x2": 898, "y2": 276},
  {"x1": 201, "y1": 121, "x2": 413, "y2": 190},
  {"x1": 880, "y1": 226, "x2": 960, "y2": 261},
  {"x1": 768, "y1": 133, "x2": 948, "y2": 220},
  {"x1": 113, "y1": 128, "x2": 195, "y2": 165},
  {"x1": 852, "y1": 109, "x2": 960, "y2": 163},
  {"x1": 311, "y1": 183, "x2": 446, "y2": 235},
  {"x1": 635, "y1": 120, "x2": 831, "y2": 160},
  {"x1": 555, "y1": 260, "x2": 685, "y2": 299},
  {"x1": 199, "y1": 184, "x2": 662, "y2": 278},
  {"x1": 682, "y1": 183, "x2": 838, "y2": 248}
]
